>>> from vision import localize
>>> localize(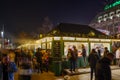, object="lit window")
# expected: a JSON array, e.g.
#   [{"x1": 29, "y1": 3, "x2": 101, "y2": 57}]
[
  {"x1": 116, "y1": 9, "x2": 120, "y2": 17},
  {"x1": 116, "y1": 9, "x2": 120, "y2": 14},
  {"x1": 110, "y1": 16, "x2": 113, "y2": 19},
  {"x1": 104, "y1": 18, "x2": 106, "y2": 21},
  {"x1": 109, "y1": 12, "x2": 114, "y2": 19},
  {"x1": 98, "y1": 20, "x2": 101, "y2": 23},
  {"x1": 104, "y1": 14, "x2": 108, "y2": 21},
  {"x1": 98, "y1": 16, "x2": 102, "y2": 20},
  {"x1": 98, "y1": 16, "x2": 102, "y2": 22},
  {"x1": 104, "y1": 14, "x2": 108, "y2": 18}
]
